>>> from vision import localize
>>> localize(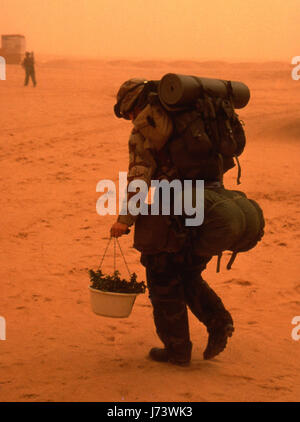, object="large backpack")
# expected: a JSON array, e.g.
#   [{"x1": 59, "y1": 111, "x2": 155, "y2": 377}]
[
  {"x1": 167, "y1": 94, "x2": 246, "y2": 184},
  {"x1": 133, "y1": 77, "x2": 247, "y2": 184},
  {"x1": 132, "y1": 79, "x2": 264, "y2": 269}
]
